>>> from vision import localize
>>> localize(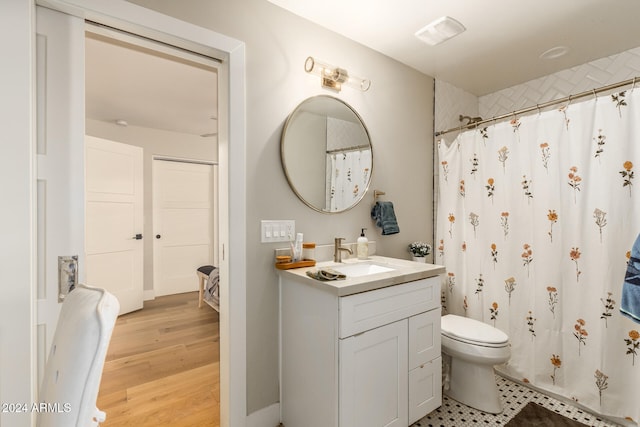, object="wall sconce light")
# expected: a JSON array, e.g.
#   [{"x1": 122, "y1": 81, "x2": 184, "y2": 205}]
[{"x1": 304, "y1": 56, "x2": 371, "y2": 92}]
